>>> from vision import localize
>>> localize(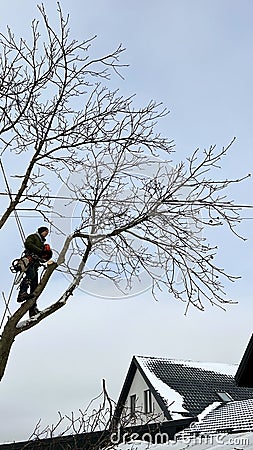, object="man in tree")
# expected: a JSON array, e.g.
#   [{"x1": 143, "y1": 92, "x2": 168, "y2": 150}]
[
  {"x1": 0, "y1": 3, "x2": 249, "y2": 387},
  {"x1": 17, "y1": 226, "x2": 52, "y2": 317}
]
